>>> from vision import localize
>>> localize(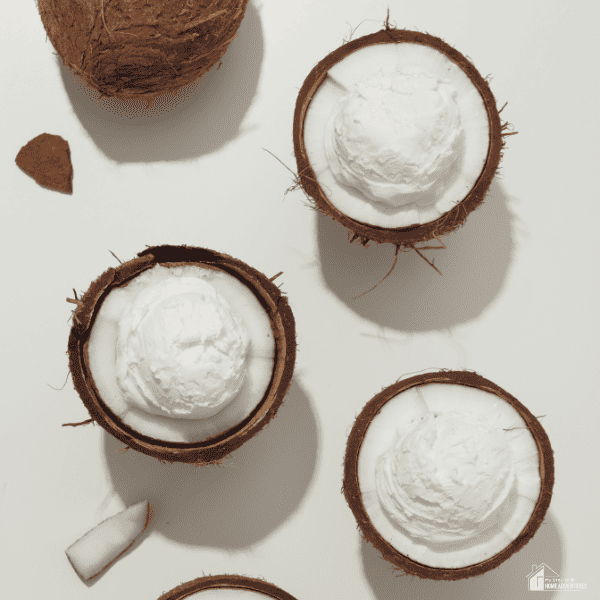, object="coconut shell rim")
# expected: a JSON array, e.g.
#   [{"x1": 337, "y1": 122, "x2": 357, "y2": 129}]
[
  {"x1": 293, "y1": 27, "x2": 507, "y2": 247},
  {"x1": 67, "y1": 244, "x2": 296, "y2": 465},
  {"x1": 157, "y1": 574, "x2": 298, "y2": 600},
  {"x1": 342, "y1": 369, "x2": 554, "y2": 580}
]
